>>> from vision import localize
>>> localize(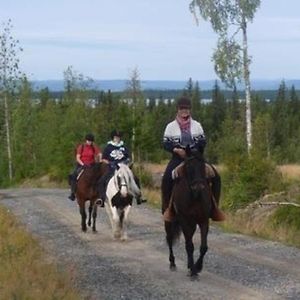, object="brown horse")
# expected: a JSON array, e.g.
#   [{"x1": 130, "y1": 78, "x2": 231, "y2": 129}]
[
  {"x1": 164, "y1": 147, "x2": 213, "y2": 277},
  {"x1": 76, "y1": 162, "x2": 108, "y2": 232}
]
